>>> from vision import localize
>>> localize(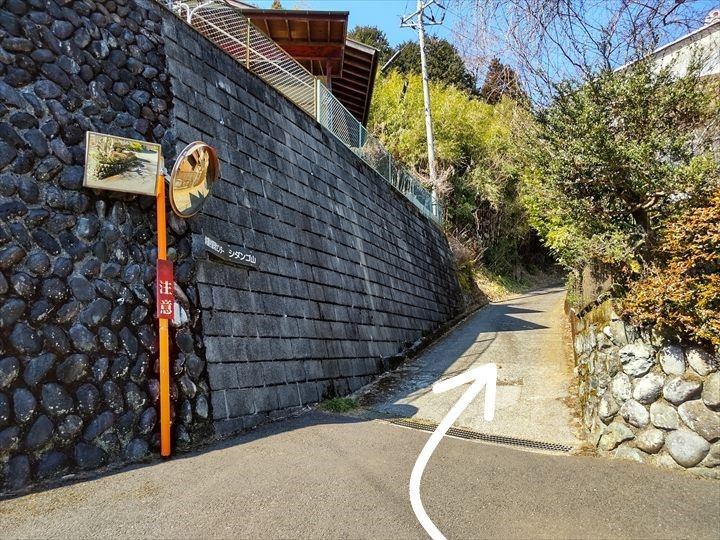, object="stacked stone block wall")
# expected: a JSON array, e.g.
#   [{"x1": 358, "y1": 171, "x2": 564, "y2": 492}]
[
  {"x1": 0, "y1": 0, "x2": 213, "y2": 492},
  {"x1": 573, "y1": 306, "x2": 719, "y2": 475},
  {"x1": 163, "y1": 15, "x2": 463, "y2": 436}
]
